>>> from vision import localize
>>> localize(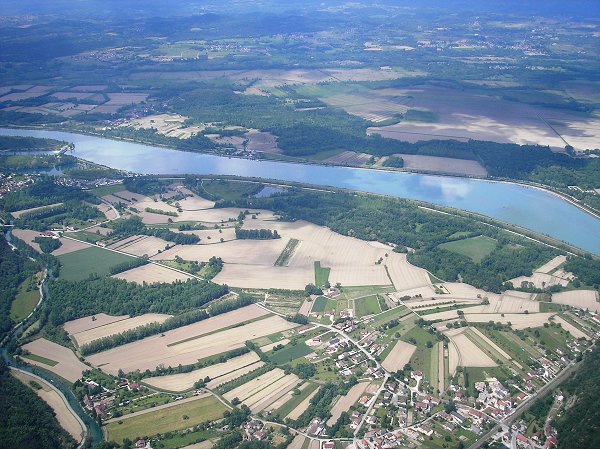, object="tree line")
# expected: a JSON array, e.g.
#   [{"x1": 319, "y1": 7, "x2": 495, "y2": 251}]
[{"x1": 234, "y1": 228, "x2": 280, "y2": 240}]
